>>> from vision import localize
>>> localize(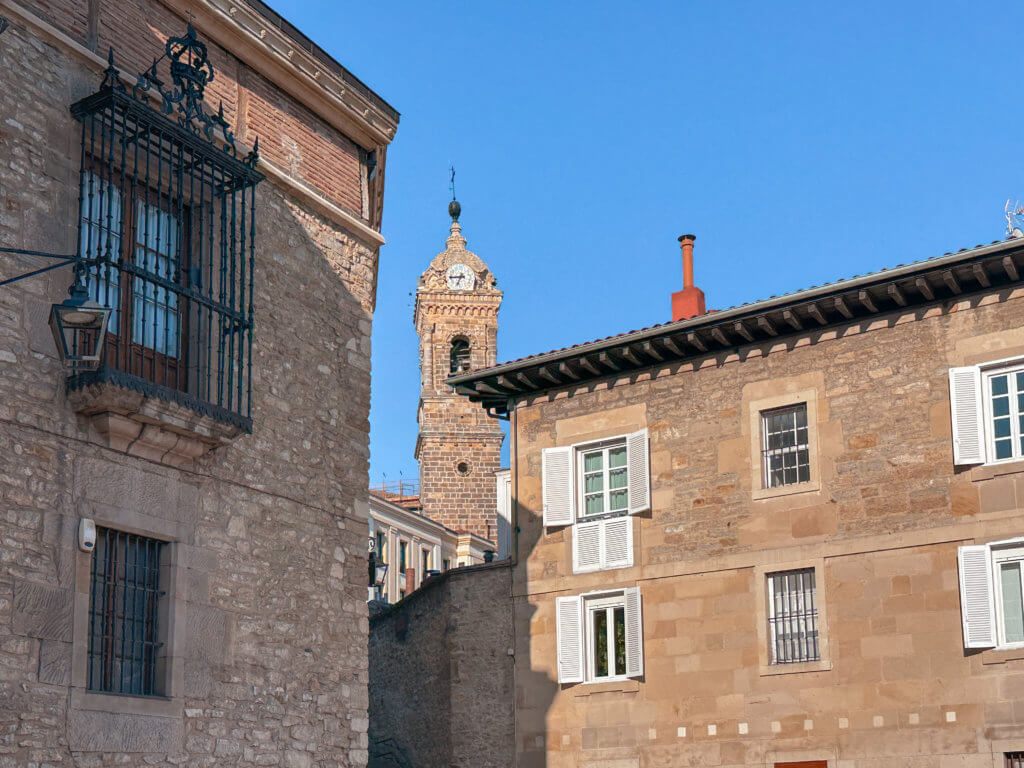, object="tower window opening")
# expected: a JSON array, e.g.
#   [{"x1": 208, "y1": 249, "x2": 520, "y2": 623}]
[{"x1": 450, "y1": 338, "x2": 471, "y2": 374}]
